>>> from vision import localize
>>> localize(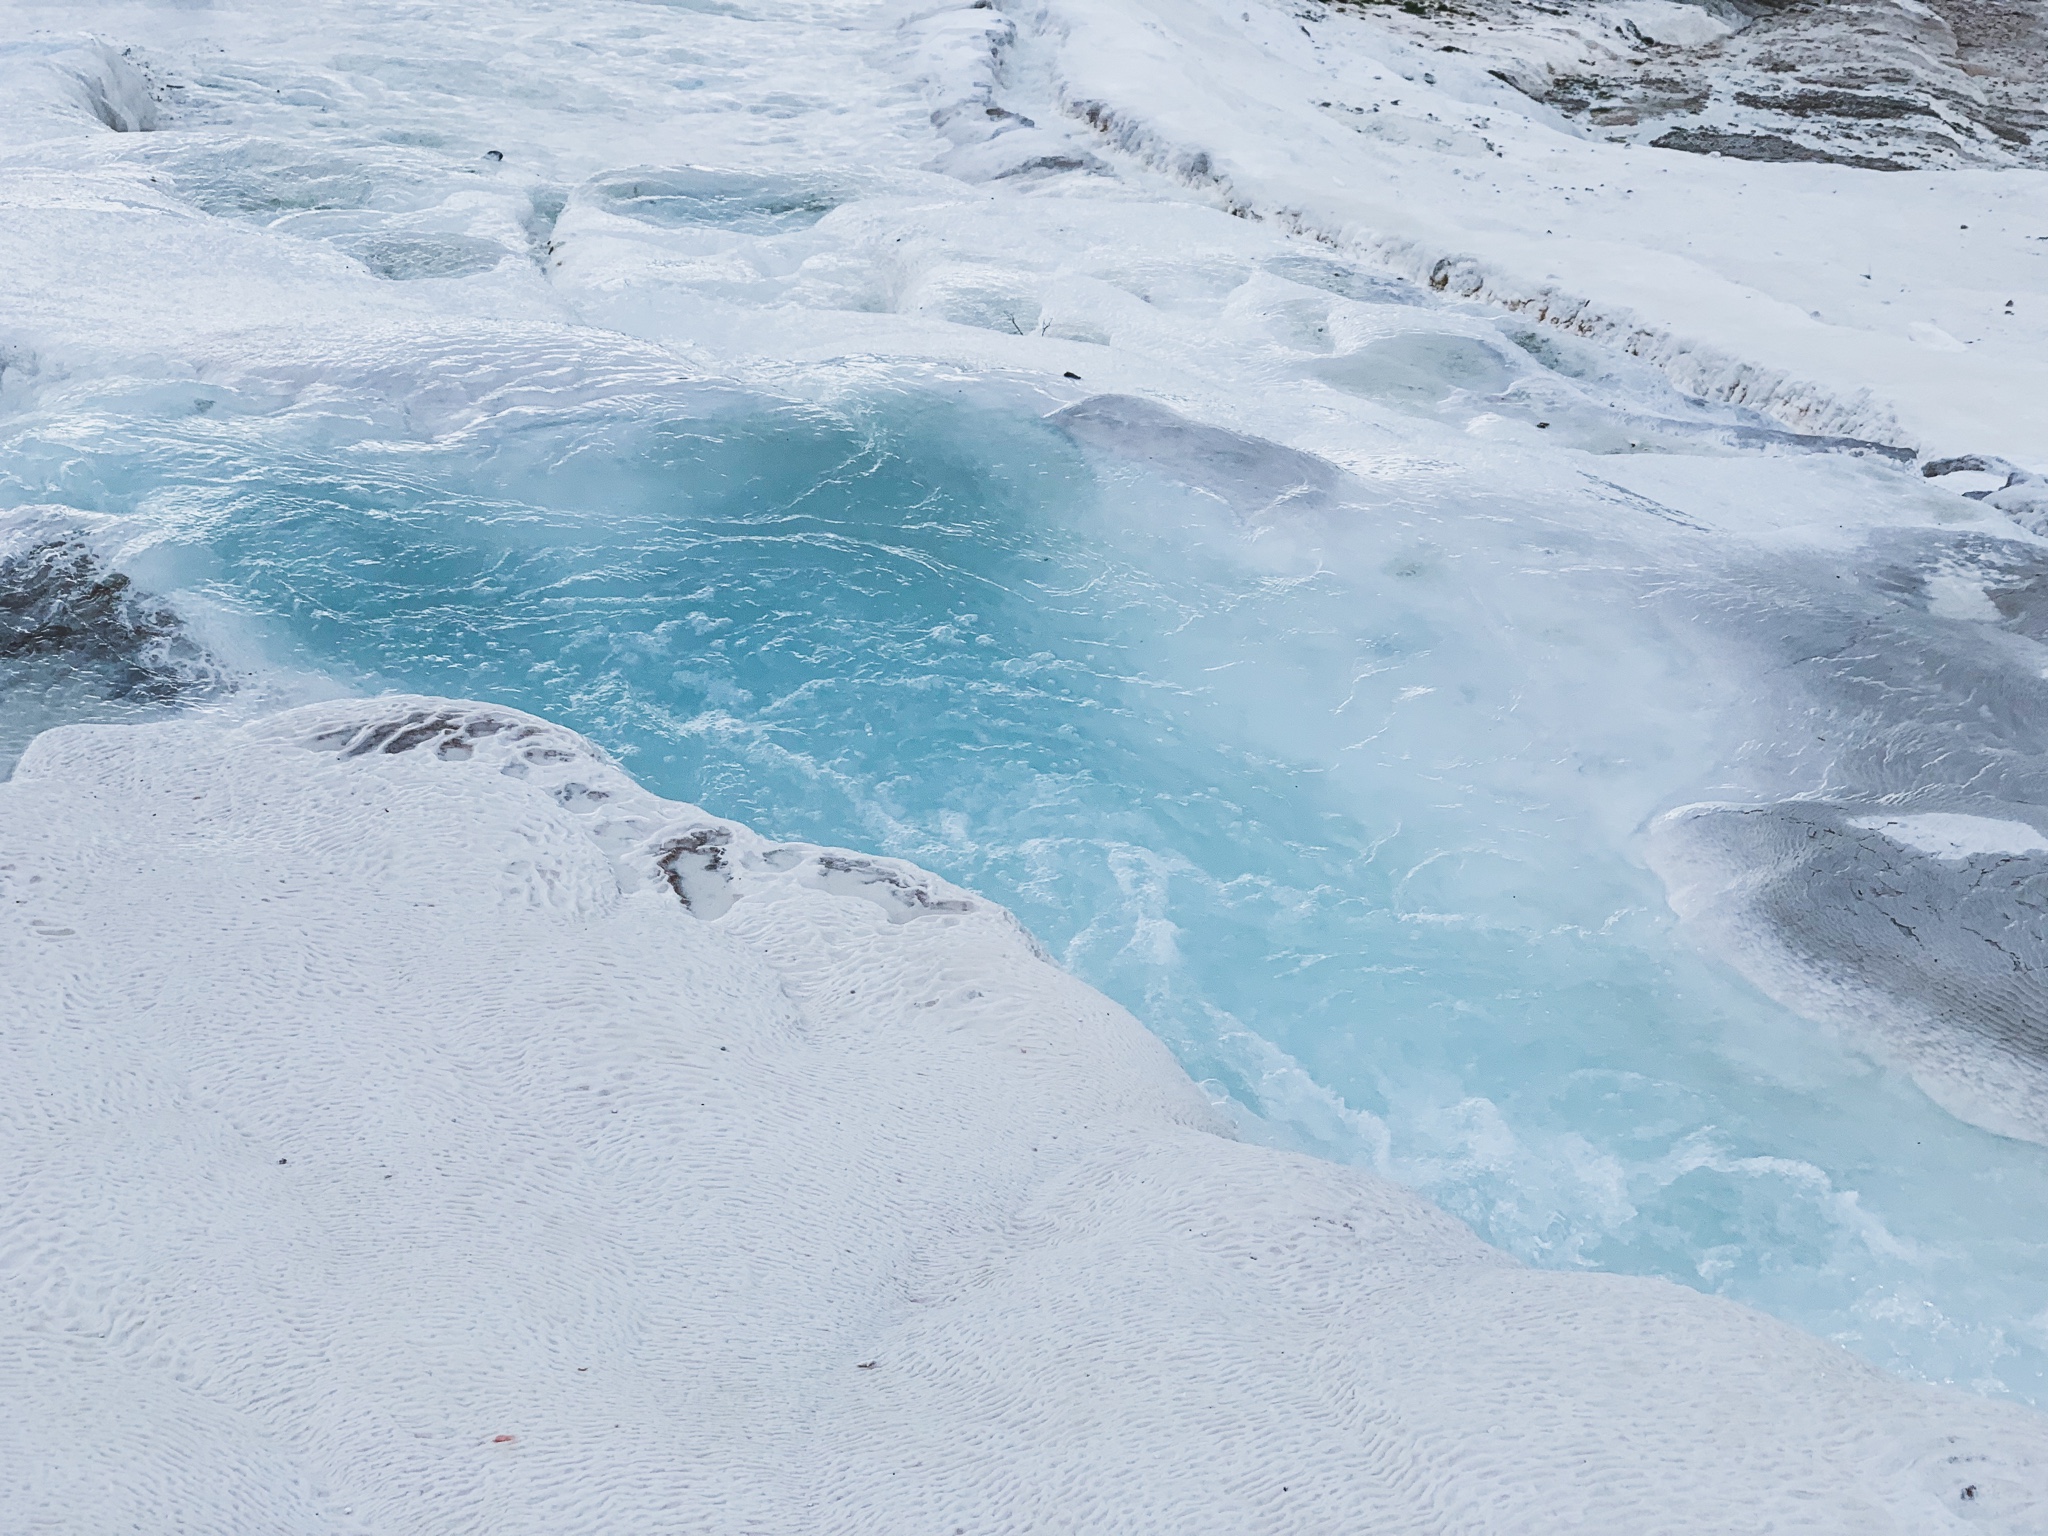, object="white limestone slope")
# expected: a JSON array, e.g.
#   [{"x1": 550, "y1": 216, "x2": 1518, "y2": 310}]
[
  {"x1": 3, "y1": 695, "x2": 2045, "y2": 1534},
  {"x1": 1014, "y1": 0, "x2": 2048, "y2": 464}
]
